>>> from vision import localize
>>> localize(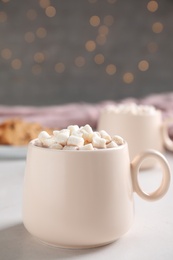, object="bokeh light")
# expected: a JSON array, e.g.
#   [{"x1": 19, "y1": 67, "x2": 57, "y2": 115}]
[
  {"x1": 39, "y1": 0, "x2": 51, "y2": 9},
  {"x1": 123, "y1": 72, "x2": 134, "y2": 84},
  {"x1": 11, "y1": 59, "x2": 22, "y2": 70},
  {"x1": 1, "y1": 48, "x2": 12, "y2": 59},
  {"x1": 147, "y1": 1, "x2": 158, "y2": 12},
  {"x1": 94, "y1": 54, "x2": 105, "y2": 64},
  {"x1": 89, "y1": 16, "x2": 100, "y2": 27},
  {"x1": 55, "y1": 63, "x2": 65, "y2": 73},
  {"x1": 36, "y1": 27, "x2": 47, "y2": 38},
  {"x1": 106, "y1": 64, "x2": 117, "y2": 75},
  {"x1": 45, "y1": 6, "x2": 56, "y2": 18},
  {"x1": 34, "y1": 52, "x2": 45, "y2": 63},
  {"x1": 98, "y1": 25, "x2": 109, "y2": 36},
  {"x1": 85, "y1": 40, "x2": 96, "y2": 52},
  {"x1": 138, "y1": 60, "x2": 149, "y2": 71},
  {"x1": 74, "y1": 56, "x2": 86, "y2": 67},
  {"x1": 152, "y1": 22, "x2": 163, "y2": 33}
]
